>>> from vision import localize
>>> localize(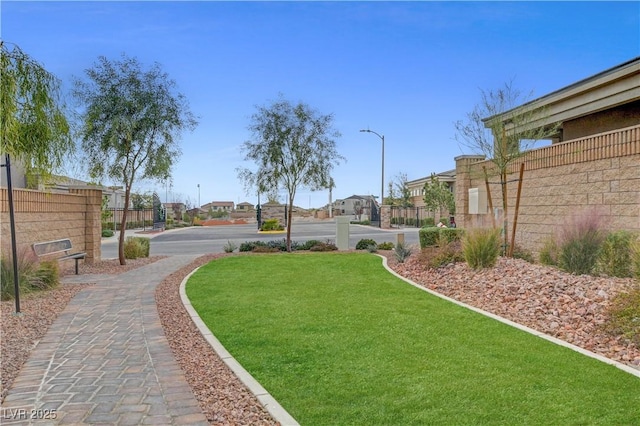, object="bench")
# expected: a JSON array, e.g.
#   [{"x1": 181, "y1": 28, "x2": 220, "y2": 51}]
[{"x1": 33, "y1": 238, "x2": 86, "y2": 275}]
